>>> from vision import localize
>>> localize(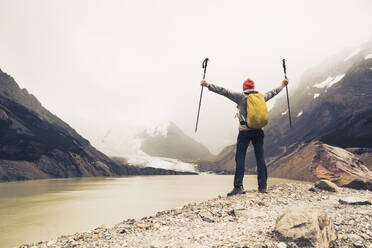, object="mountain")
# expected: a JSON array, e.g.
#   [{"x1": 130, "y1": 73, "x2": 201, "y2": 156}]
[
  {"x1": 0, "y1": 69, "x2": 194, "y2": 182},
  {"x1": 199, "y1": 39, "x2": 372, "y2": 175},
  {"x1": 137, "y1": 121, "x2": 213, "y2": 162},
  {"x1": 197, "y1": 144, "x2": 236, "y2": 174}
]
